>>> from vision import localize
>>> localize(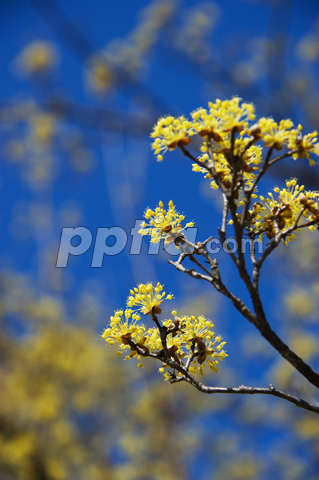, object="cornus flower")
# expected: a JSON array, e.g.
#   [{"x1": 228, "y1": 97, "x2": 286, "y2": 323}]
[
  {"x1": 191, "y1": 97, "x2": 255, "y2": 142},
  {"x1": 102, "y1": 289, "x2": 228, "y2": 377},
  {"x1": 159, "y1": 312, "x2": 227, "y2": 376},
  {"x1": 139, "y1": 200, "x2": 194, "y2": 244},
  {"x1": 151, "y1": 115, "x2": 194, "y2": 161},
  {"x1": 249, "y1": 178, "x2": 319, "y2": 241},
  {"x1": 288, "y1": 125, "x2": 319, "y2": 166},
  {"x1": 258, "y1": 117, "x2": 294, "y2": 149},
  {"x1": 127, "y1": 282, "x2": 173, "y2": 315},
  {"x1": 149, "y1": 324, "x2": 185, "y2": 362},
  {"x1": 30, "y1": 113, "x2": 56, "y2": 144},
  {"x1": 102, "y1": 309, "x2": 159, "y2": 368},
  {"x1": 192, "y1": 136, "x2": 263, "y2": 191},
  {"x1": 210, "y1": 97, "x2": 255, "y2": 133},
  {"x1": 181, "y1": 315, "x2": 227, "y2": 370},
  {"x1": 17, "y1": 41, "x2": 58, "y2": 75},
  {"x1": 191, "y1": 107, "x2": 226, "y2": 142},
  {"x1": 102, "y1": 309, "x2": 145, "y2": 346}
]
